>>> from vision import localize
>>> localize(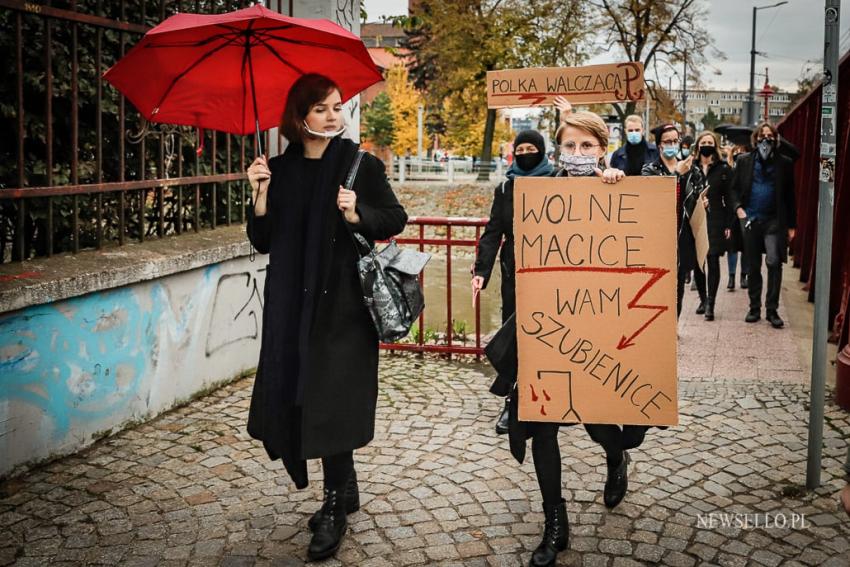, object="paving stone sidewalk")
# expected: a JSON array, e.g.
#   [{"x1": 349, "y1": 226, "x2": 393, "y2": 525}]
[{"x1": 1, "y1": 266, "x2": 849, "y2": 567}]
